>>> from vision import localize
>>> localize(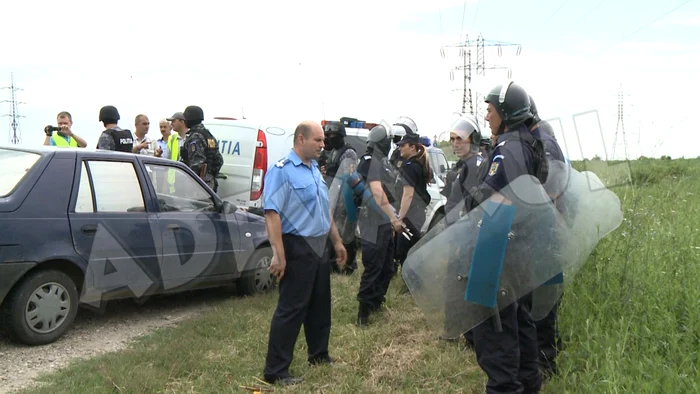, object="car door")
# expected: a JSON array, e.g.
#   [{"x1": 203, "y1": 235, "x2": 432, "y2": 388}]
[
  {"x1": 68, "y1": 158, "x2": 162, "y2": 306},
  {"x1": 141, "y1": 161, "x2": 240, "y2": 291}
]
